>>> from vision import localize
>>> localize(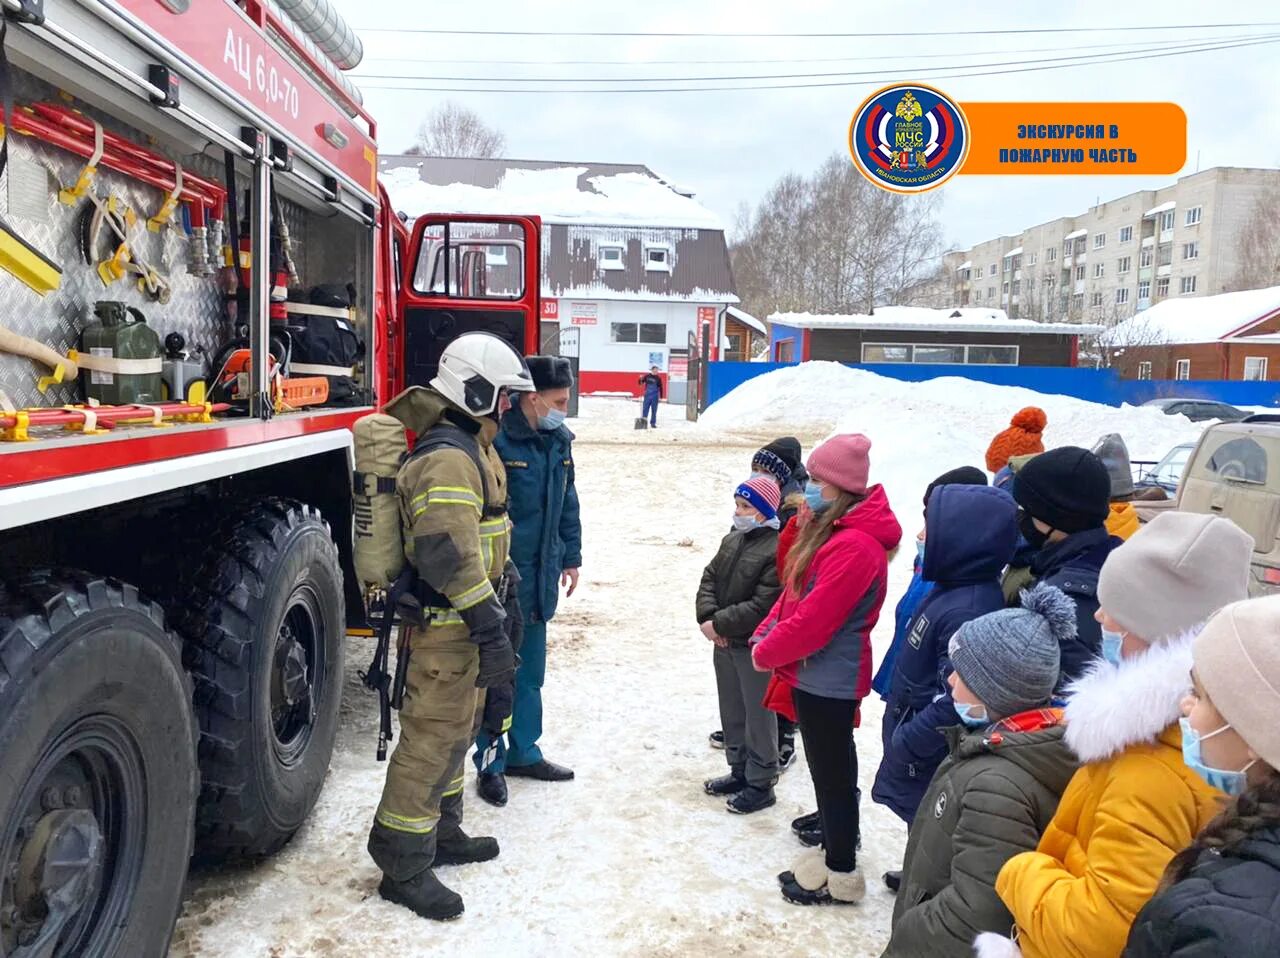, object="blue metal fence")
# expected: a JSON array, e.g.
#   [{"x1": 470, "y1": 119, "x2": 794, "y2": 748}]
[{"x1": 706, "y1": 361, "x2": 1280, "y2": 409}]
